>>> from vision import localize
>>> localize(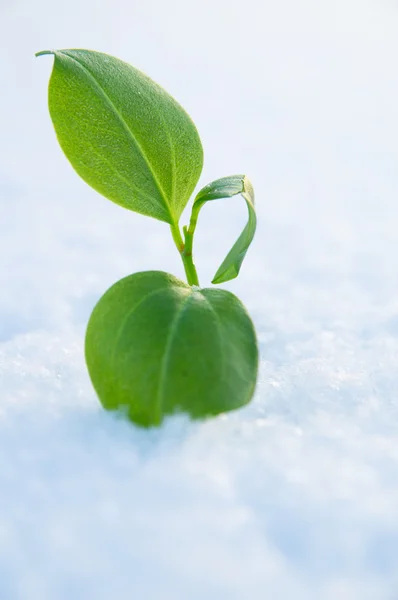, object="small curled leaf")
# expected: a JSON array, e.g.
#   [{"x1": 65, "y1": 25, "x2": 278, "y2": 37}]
[{"x1": 190, "y1": 175, "x2": 256, "y2": 284}]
